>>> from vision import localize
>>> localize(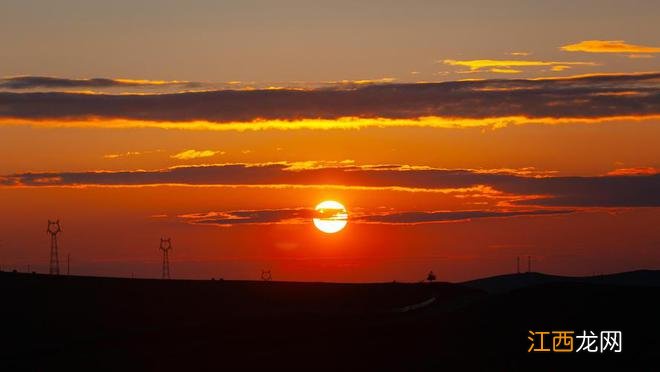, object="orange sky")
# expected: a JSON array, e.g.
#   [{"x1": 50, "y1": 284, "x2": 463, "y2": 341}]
[{"x1": 1, "y1": 2, "x2": 659, "y2": 281}]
